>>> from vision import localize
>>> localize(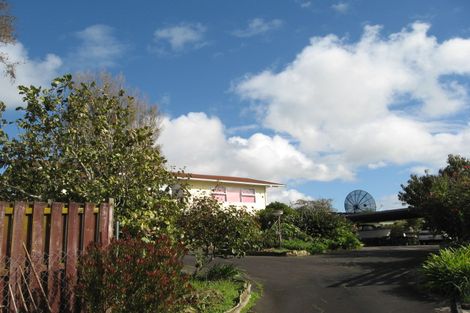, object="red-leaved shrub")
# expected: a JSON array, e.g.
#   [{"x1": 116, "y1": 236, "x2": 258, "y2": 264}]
[{"x1": 77, "y1": 235, "x2": 190, "y2": 313}]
